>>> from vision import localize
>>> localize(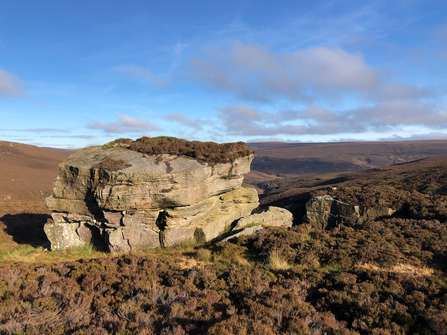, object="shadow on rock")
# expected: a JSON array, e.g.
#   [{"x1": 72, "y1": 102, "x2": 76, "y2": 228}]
[{"x1": 0, "y1": 213, "x2": 51, "y2": 247}]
